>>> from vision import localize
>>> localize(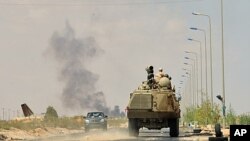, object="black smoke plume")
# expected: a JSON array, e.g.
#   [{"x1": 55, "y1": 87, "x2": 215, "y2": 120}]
[{"x1": 48, "y1": 22, "x2": 109, "y2": 114}]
